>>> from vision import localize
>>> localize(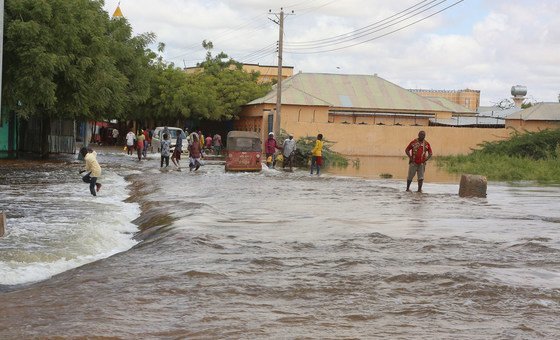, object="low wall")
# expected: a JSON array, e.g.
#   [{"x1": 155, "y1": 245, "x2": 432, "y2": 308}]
[{"x1": 284, "y1": 122, "x2": 513, "y2": 156}]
